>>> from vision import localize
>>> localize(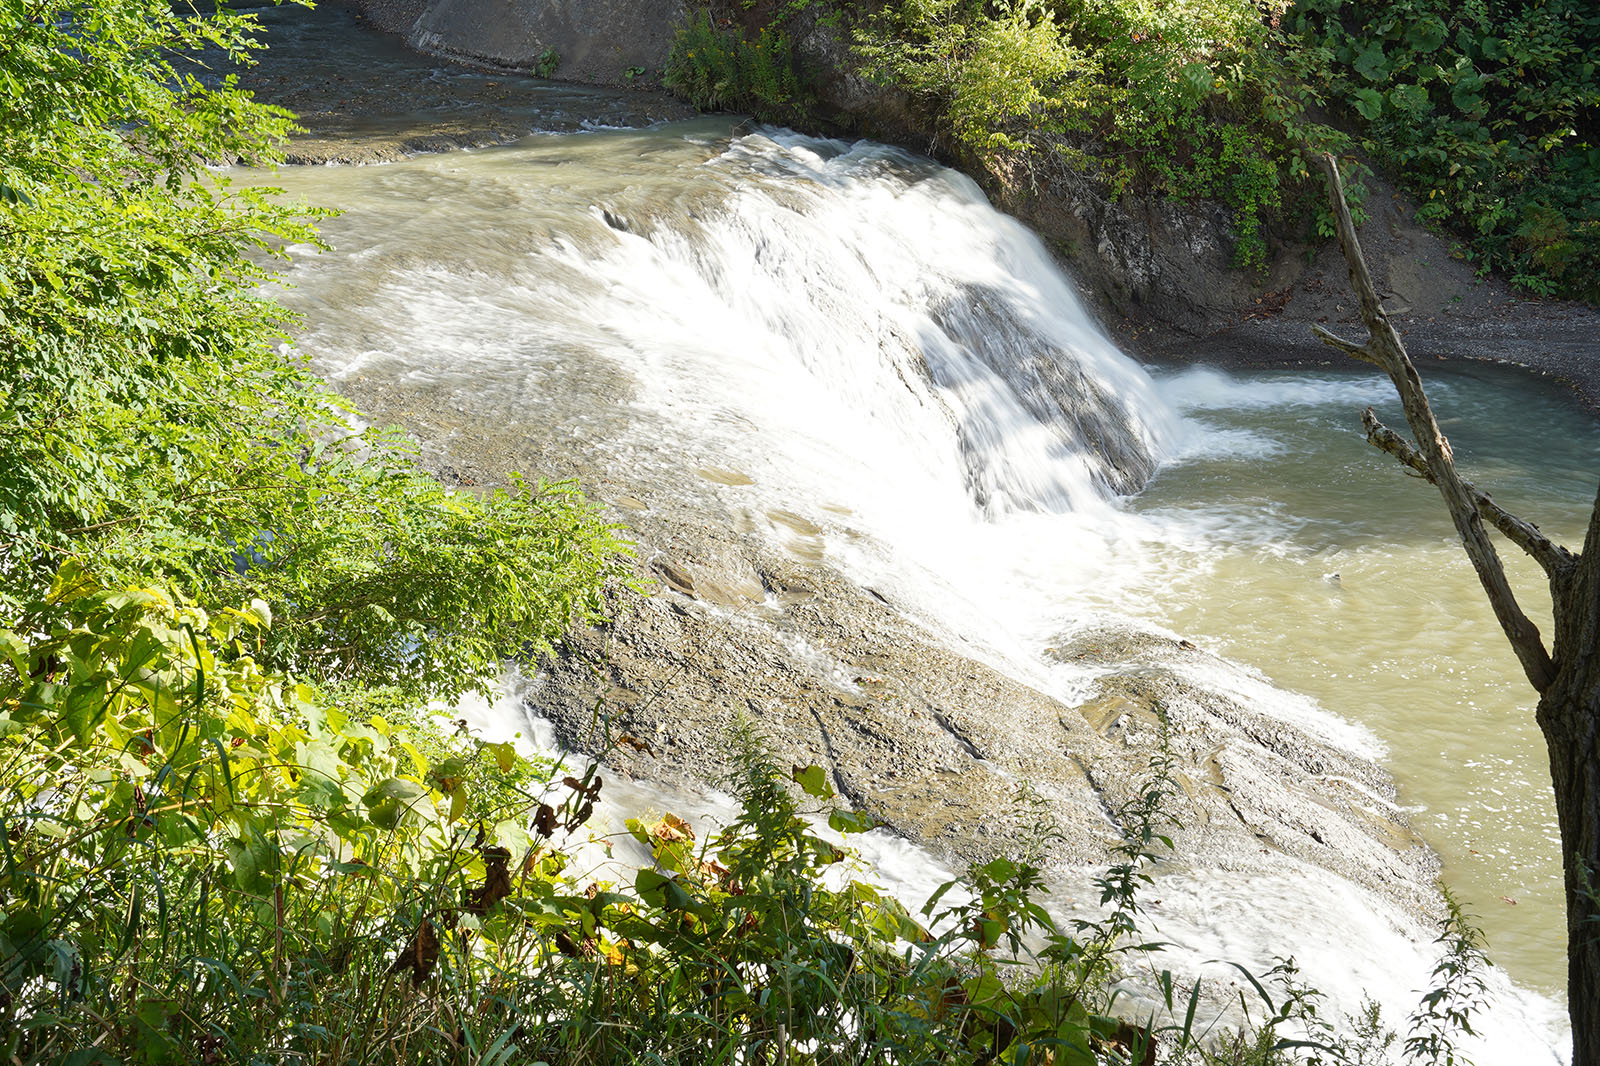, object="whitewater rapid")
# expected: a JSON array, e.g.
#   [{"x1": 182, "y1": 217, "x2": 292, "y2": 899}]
[{"x1": 262, "y1": 122, "x2": 1585, "y2": 1062}]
